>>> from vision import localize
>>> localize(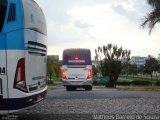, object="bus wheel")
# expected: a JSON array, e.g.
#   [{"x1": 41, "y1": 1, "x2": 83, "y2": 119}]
[
  {"x1": 66, "y1": 86, "x2": 70, "y2": 91},
  {"x1": 66, "y1": 86, "x2": 74, "y2": 91},
  {"x1": 85, "y1": 86, "x2": 92, "y2": 91},
  {"x1": 72, "y1": 87, "x2": 77, "y2": 91}
]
